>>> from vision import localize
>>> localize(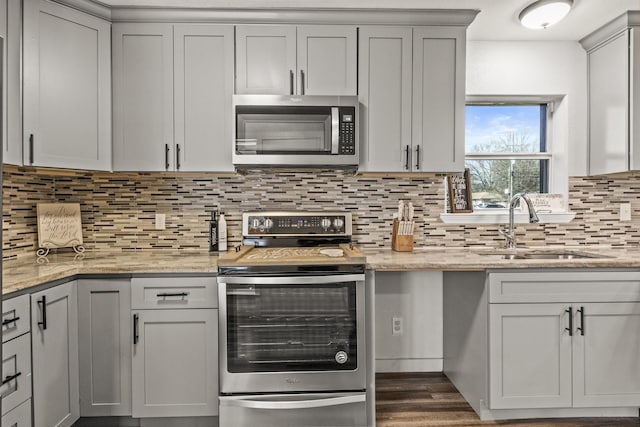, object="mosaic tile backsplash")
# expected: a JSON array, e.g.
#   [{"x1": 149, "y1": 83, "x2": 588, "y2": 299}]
[{"x1": 3, "y1": 164, "x2": 640, "y2": 260}]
